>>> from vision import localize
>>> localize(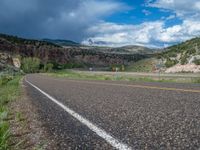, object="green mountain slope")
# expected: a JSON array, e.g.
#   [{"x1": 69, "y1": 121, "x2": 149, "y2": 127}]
[{"x1": 159, "y1": 37, "x2": 200, "y2": 67}]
